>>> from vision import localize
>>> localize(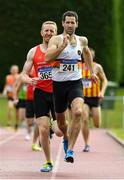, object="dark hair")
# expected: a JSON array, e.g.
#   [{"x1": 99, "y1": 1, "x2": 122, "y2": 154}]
[{"x1": 62, "y1": 11, "x2": 78, "y2": 22}]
